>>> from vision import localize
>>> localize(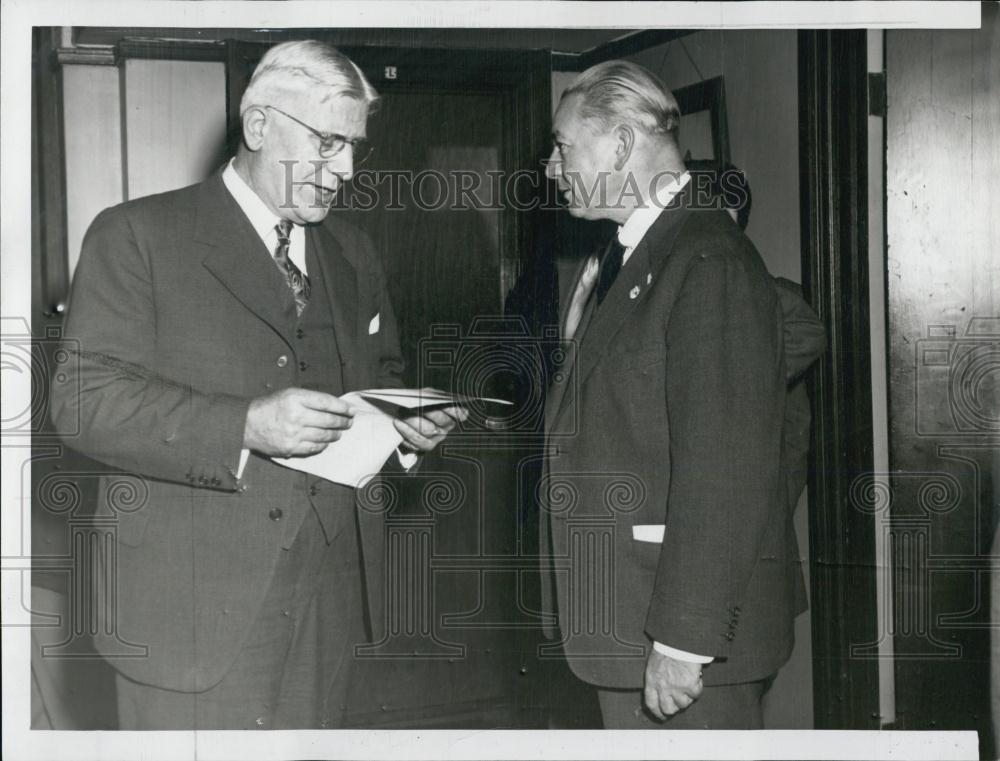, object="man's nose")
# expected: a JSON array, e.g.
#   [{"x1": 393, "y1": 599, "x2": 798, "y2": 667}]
[
  {"x1": 545, "y1": 150, "x2": 561, "y2": 181},
  {"x1": 325, "y1": 150, "x2": 354, "y2": 182}
]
